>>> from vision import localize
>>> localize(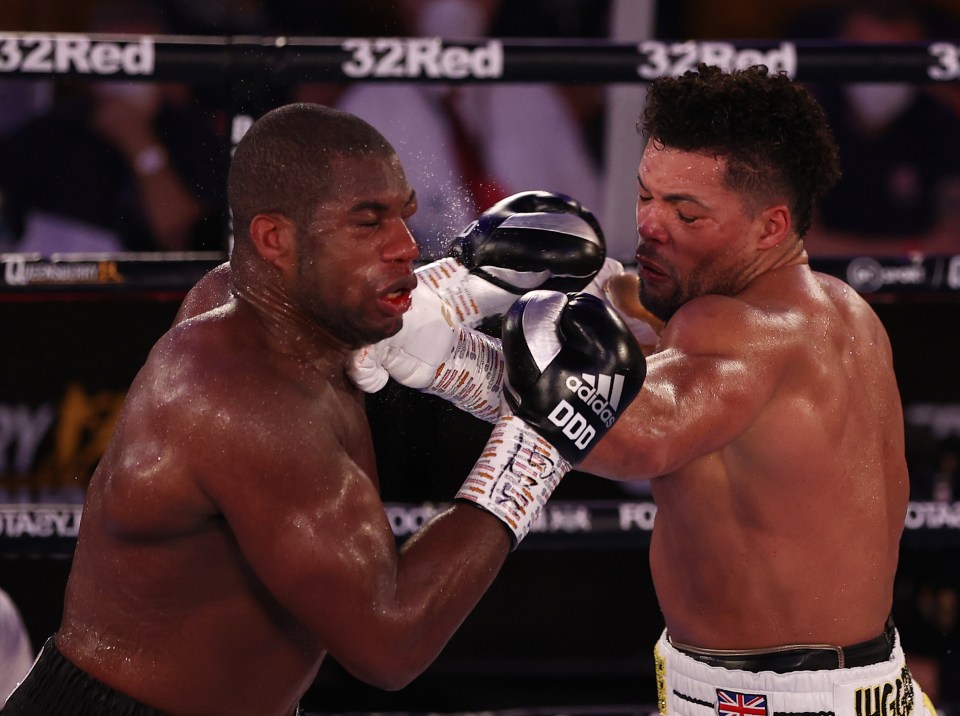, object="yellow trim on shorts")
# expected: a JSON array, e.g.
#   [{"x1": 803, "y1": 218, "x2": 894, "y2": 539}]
[{"x1": 654, "y1": 642, "x2": 667, "y2": 716}]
